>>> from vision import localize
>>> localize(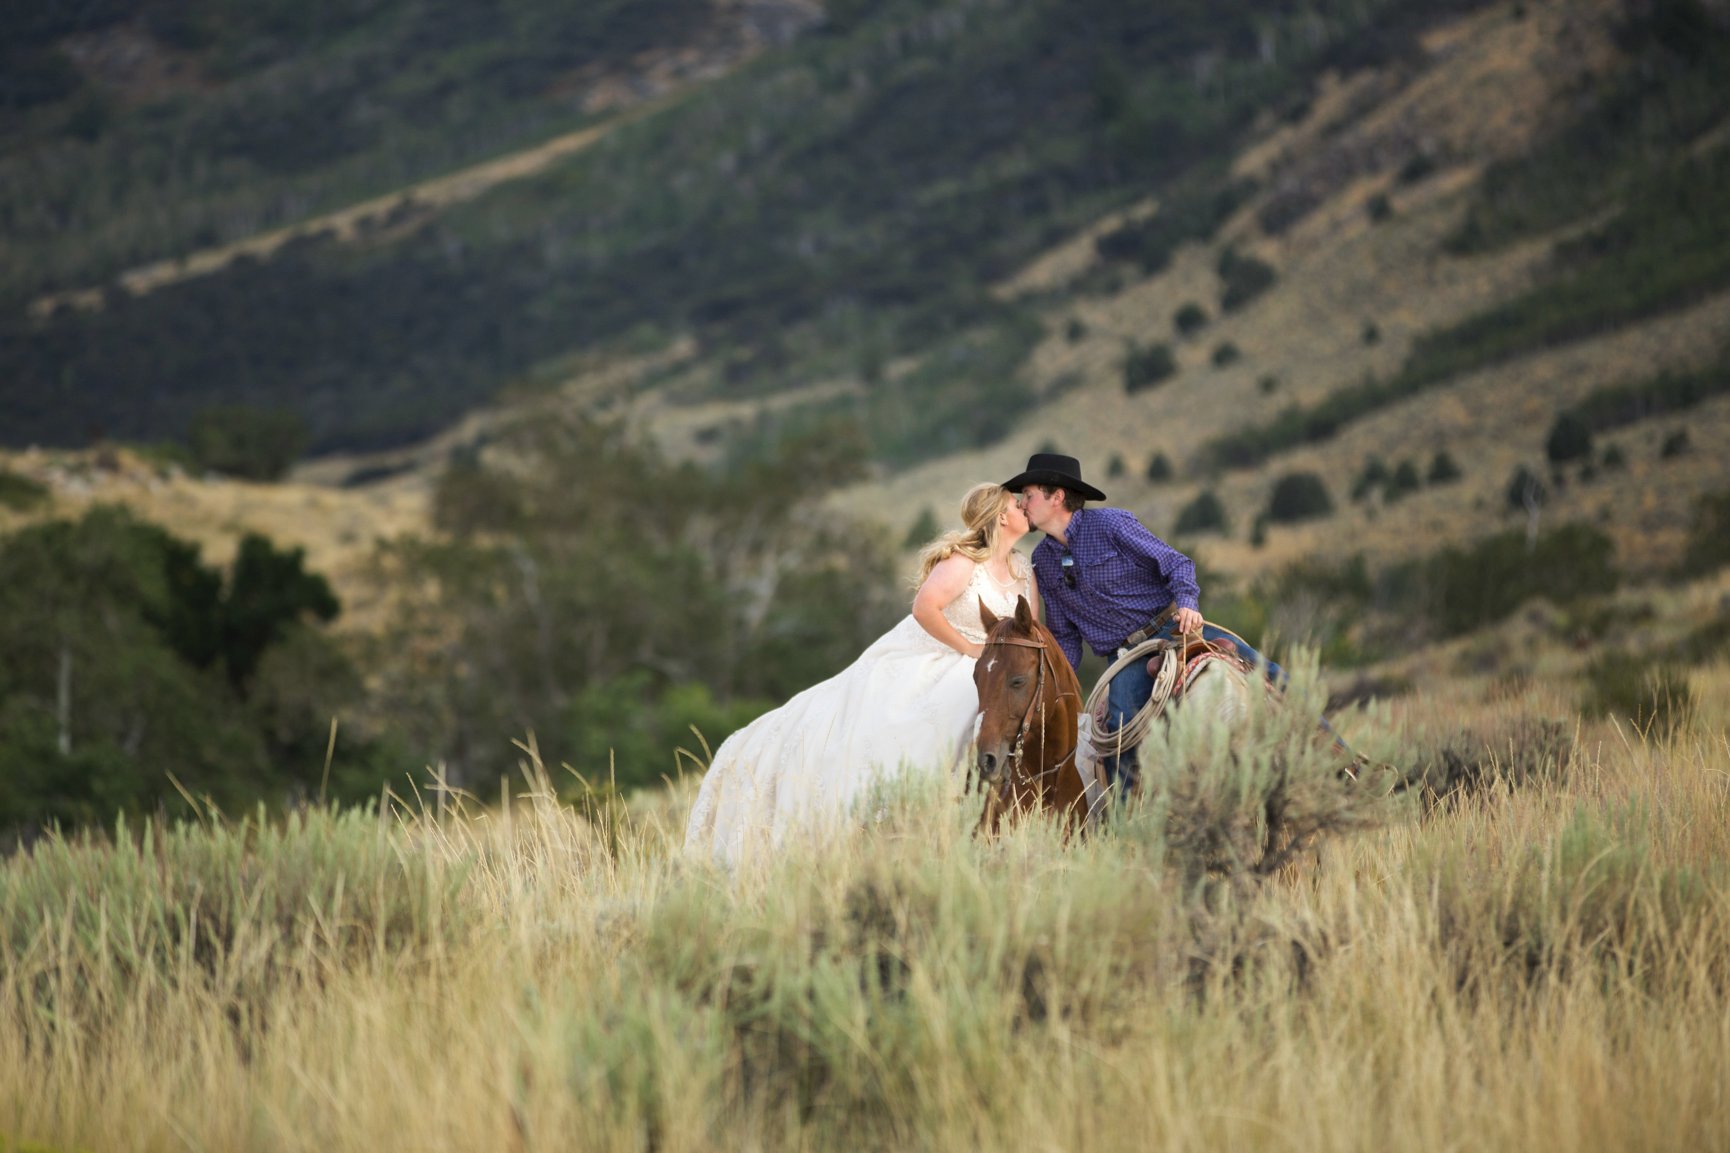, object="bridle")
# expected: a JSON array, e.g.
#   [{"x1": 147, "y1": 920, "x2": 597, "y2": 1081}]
[{"x1": 975, "y1": 631, "x2": 1081, "y2": 801}]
